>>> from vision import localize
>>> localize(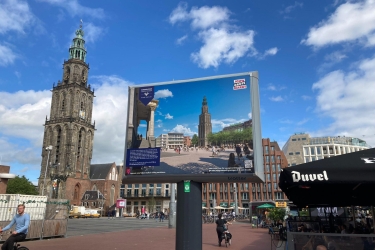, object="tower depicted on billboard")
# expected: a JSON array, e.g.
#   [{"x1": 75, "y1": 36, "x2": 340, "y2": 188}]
[{"x1": 198, "y1": 96, "x2": 212, "y2": 147}]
